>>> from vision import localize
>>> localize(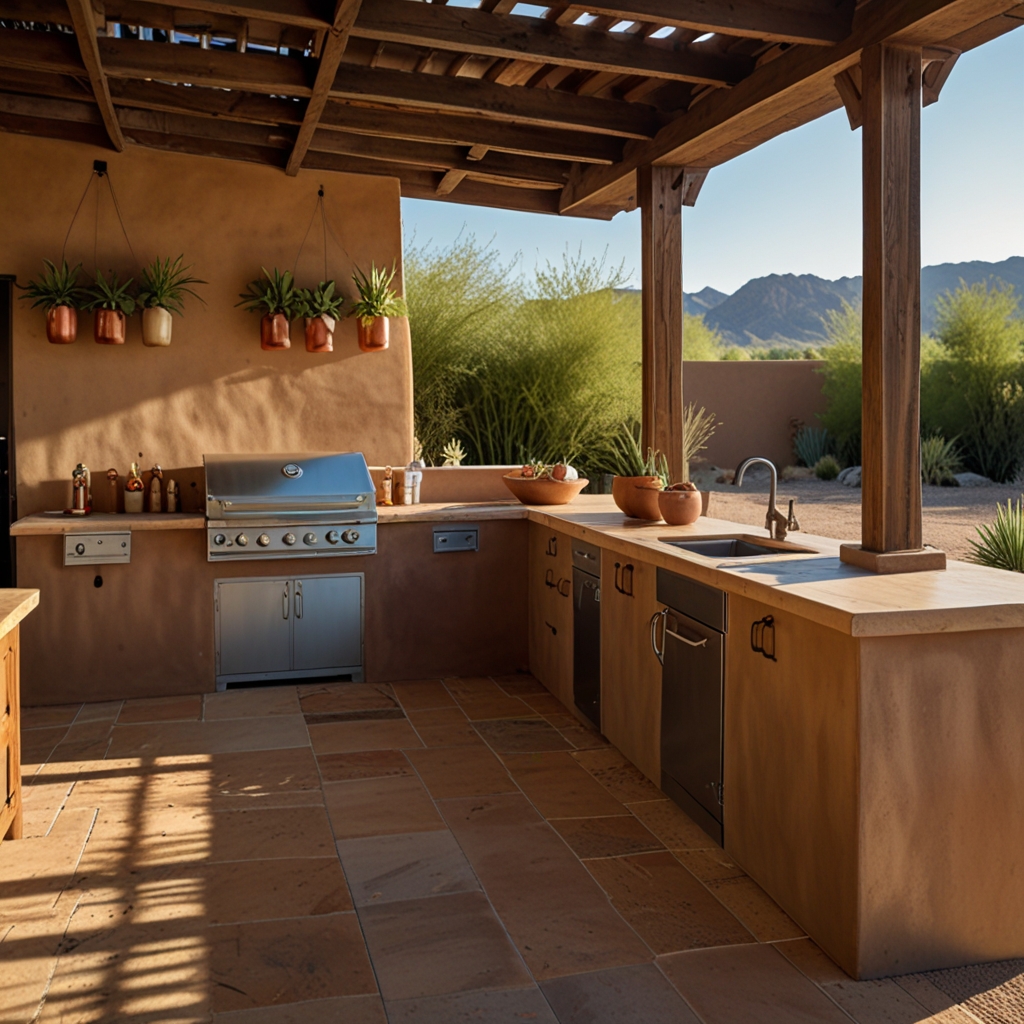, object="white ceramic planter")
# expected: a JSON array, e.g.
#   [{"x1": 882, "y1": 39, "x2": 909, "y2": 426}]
[
  {"x1": 124, "y1": 490, "x2": 144, "y2": 513},
  {"x1": 142, "y1": 306, "x2": 173, "y2": 347}
]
